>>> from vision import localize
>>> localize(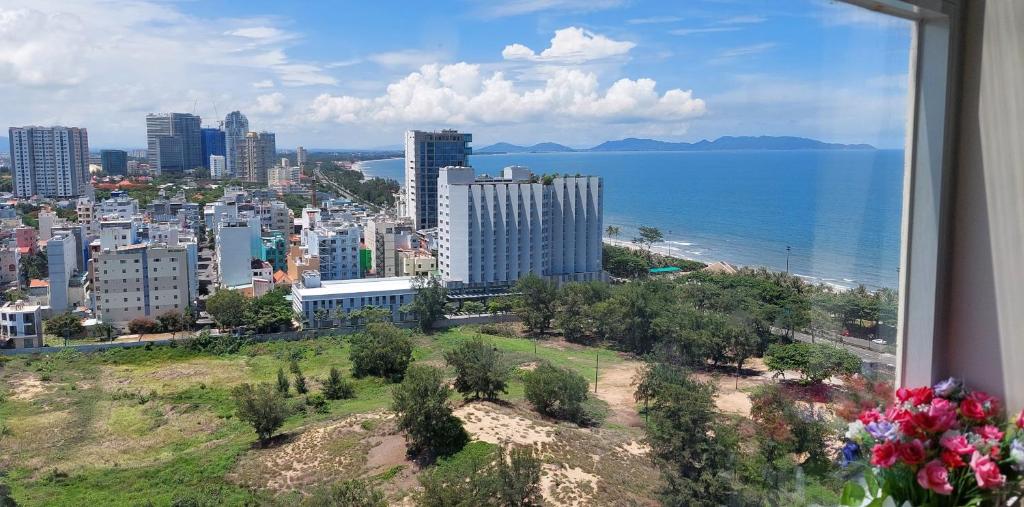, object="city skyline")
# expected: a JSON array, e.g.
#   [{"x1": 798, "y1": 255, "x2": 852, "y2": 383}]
[{"x1": 0, "y1": 0, "x2": 911, "y2": 149}]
